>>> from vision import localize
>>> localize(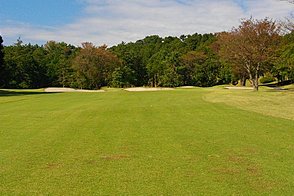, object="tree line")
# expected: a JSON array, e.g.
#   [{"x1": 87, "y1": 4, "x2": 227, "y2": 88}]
[{"x1": 0, "y1": 18, "x2": 293, "y2": 91}]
